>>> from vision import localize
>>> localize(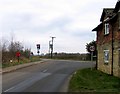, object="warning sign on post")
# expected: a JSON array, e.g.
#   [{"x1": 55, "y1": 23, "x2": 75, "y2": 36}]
[{"x1": 89, "y1": 46, "x2": 95, "y2": 52}]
